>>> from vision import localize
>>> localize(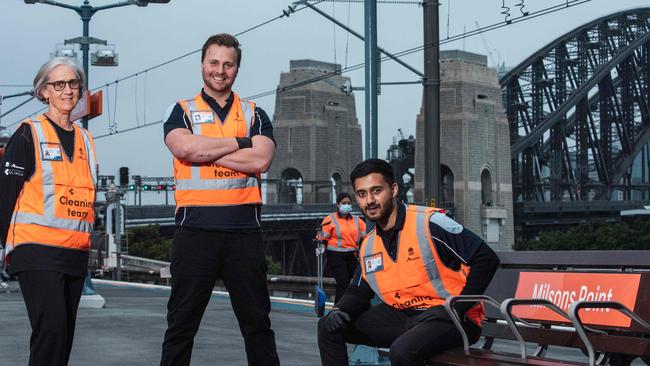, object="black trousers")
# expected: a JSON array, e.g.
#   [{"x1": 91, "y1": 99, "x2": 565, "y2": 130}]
[
  {"x1": 18, "y1": 271, "x2": 85, "y2": 366},
  {"x1": 317, "y1": 303, "x2": 481, "y2": 366},
  {"x1": 160, "y1": 227, "x2": 280, "y2": 366},
  {"x1": 325, "y1": 250, "x2": 357, "y2": 304}
]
